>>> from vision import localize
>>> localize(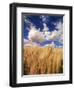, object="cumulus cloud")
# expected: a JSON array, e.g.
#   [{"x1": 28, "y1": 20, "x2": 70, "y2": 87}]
[
  {"x1": 42, "y1": 23, "x2": 51, "y2": 40},
  {"x1": 45, "y1": 21, "x2": 63, "y2": 43},
  {"x1": 24, "y1": 17, "x2": 47, "y2": 43},
  {"x1": 48, "y1": 30, "x2": 58, "y2": 40},
  {"x1": 28, "y1": 21, "x2": 63, "y2": 44},
  {"x1": 28, "y1": 25, "x2": 45, "y2": 43},
  {"x1": 25, "y1": 18, "x2": 63, "y2": 48},
  {"x1": 24, "y1": 38, "x2": 41, "y2": 47}
]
